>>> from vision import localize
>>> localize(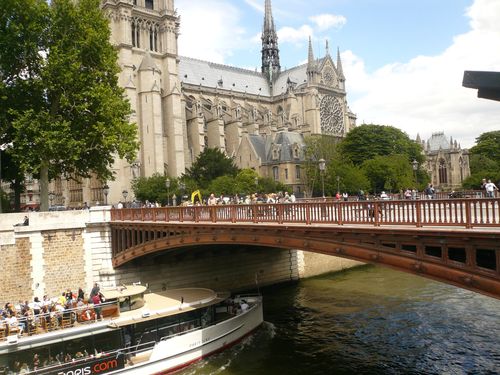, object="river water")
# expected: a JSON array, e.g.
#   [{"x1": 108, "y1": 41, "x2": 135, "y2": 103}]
[{"x1": 180, "y1": 265, "x2": 500, "y2": 375}]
